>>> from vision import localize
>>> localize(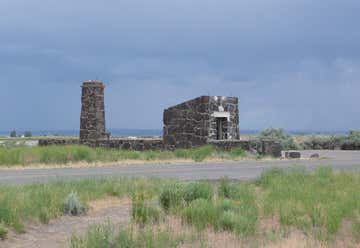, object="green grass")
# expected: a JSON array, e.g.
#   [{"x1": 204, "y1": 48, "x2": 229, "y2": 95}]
[
  {"x1": 158, "y1": 182, "x2": 185, "y2": 212},
  {"x1": 183, "y1": 182, "x2": 213, "y2": 203},
  {"x1": 70, "y1": 222, "x2": 190, "y2": 248},
  {"x1": 0, "y1": 145, "x2": 247, "y2": 166},
  {"x1": 157, "y1": 179, "x2": 257, "y2": 236},
  {"x1": 257, "y1": 166, "x2": 360, "y2": 238},
  {"x1": 1, "y1": 167, "x2": 360, "y2": 244},
  {"x1": 131, "y1": 191, "x2": 162, "y2": 225},
  {"x1": 0, "y1": 177, "x2": 166, "y2": 232}
]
